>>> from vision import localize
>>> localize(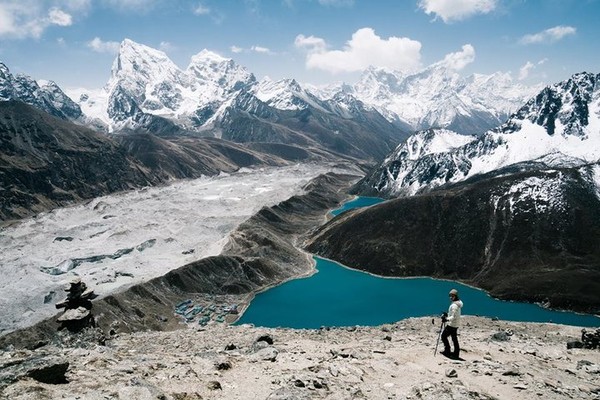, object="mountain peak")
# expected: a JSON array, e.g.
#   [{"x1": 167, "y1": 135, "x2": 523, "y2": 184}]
[
  {"x1": 0, "y1": 62, "x2": 10, "y2": 77},
  {"x1": 186, "y1": 49, "x2": 255, "y2": 92},
  {"x1": 0, "y1": 61, "x2": 82, "y2": 120},
  {"x1": 189, "y1": 49, "x2": 229, "y2": 64},
  {"x1": 501, "y1": 71, "x2": 599, "y2": 137},
  {"x1": 111, "y1": 39, "x2": 178, "y2": 80},
  {"x1": 360, "y1": 72, "x2": 600, "y2": 199}
]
